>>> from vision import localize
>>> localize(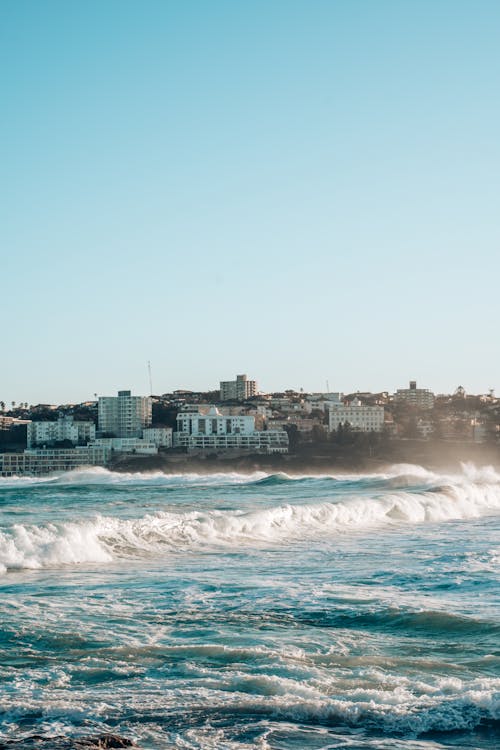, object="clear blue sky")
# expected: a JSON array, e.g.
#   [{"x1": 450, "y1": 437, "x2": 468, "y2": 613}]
[{"x1": 1, "y1": 0, "x2": 499, "y2": 404}]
